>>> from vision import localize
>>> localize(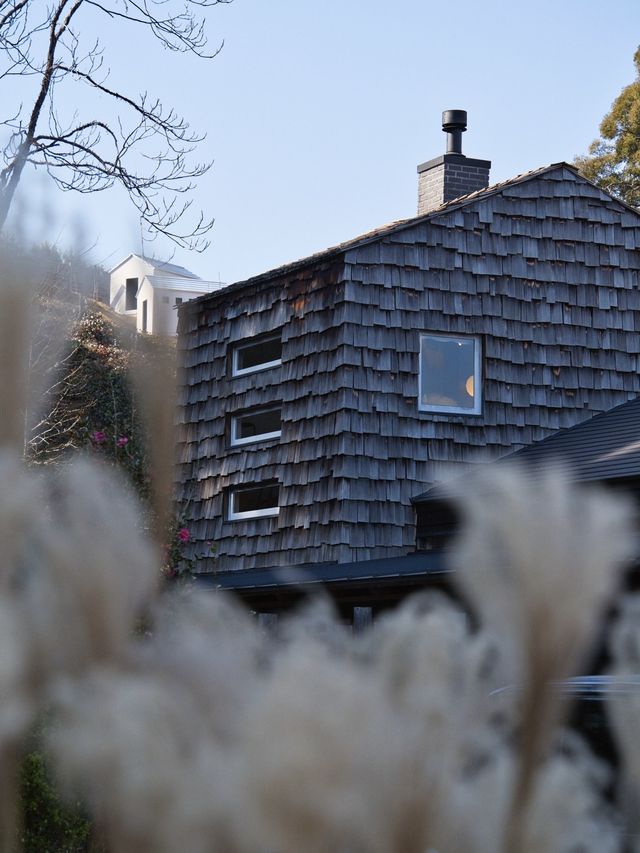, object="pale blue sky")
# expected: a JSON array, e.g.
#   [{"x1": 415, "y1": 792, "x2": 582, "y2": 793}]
[{"x1": 9, "y1": 0, "x2": 640, "y2": 284}]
